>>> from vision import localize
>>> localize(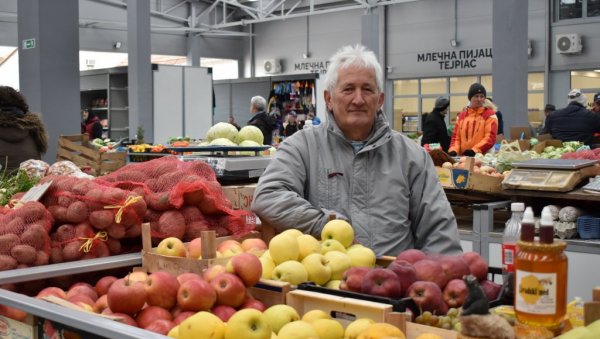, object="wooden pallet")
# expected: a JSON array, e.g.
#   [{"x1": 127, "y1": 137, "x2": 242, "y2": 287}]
[{"x1": 56, "y1": 134, "x2": 126, "y2": 175}]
